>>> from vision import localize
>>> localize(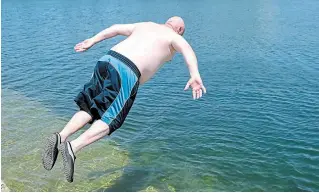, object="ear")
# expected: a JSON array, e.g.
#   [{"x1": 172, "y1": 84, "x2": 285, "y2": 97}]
[{"x1": 178, "y1": 27, "x2": 182, "y2": 34}]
